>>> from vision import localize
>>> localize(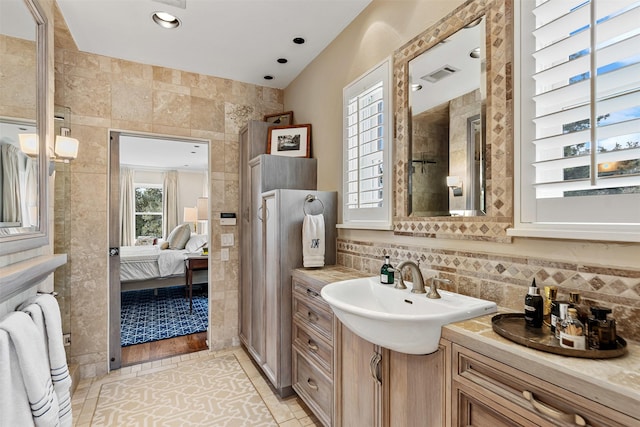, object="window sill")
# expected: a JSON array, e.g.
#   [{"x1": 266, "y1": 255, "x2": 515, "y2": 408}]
[
  {"x1": 337, "y1": 223, "x2": 394, "y2": 231},
  {"x1": 507, "y1": 225, "x2": 640, "y2": 243}
]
